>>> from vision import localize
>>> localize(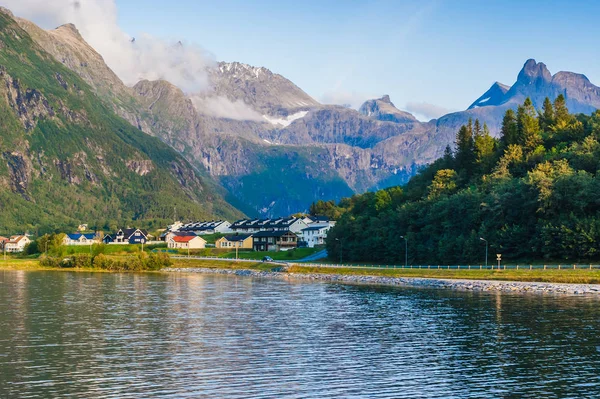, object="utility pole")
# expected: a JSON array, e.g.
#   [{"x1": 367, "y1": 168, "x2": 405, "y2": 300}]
[
  {"x1": 400, "y1": 236, "x2": 408, "y2": 267},
  {"x1": 236, "y1": 242, "x2": 239, "y2": 261},
  {"x1": 480, "y1": 237, "x2": 488, "y2": 268}
]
